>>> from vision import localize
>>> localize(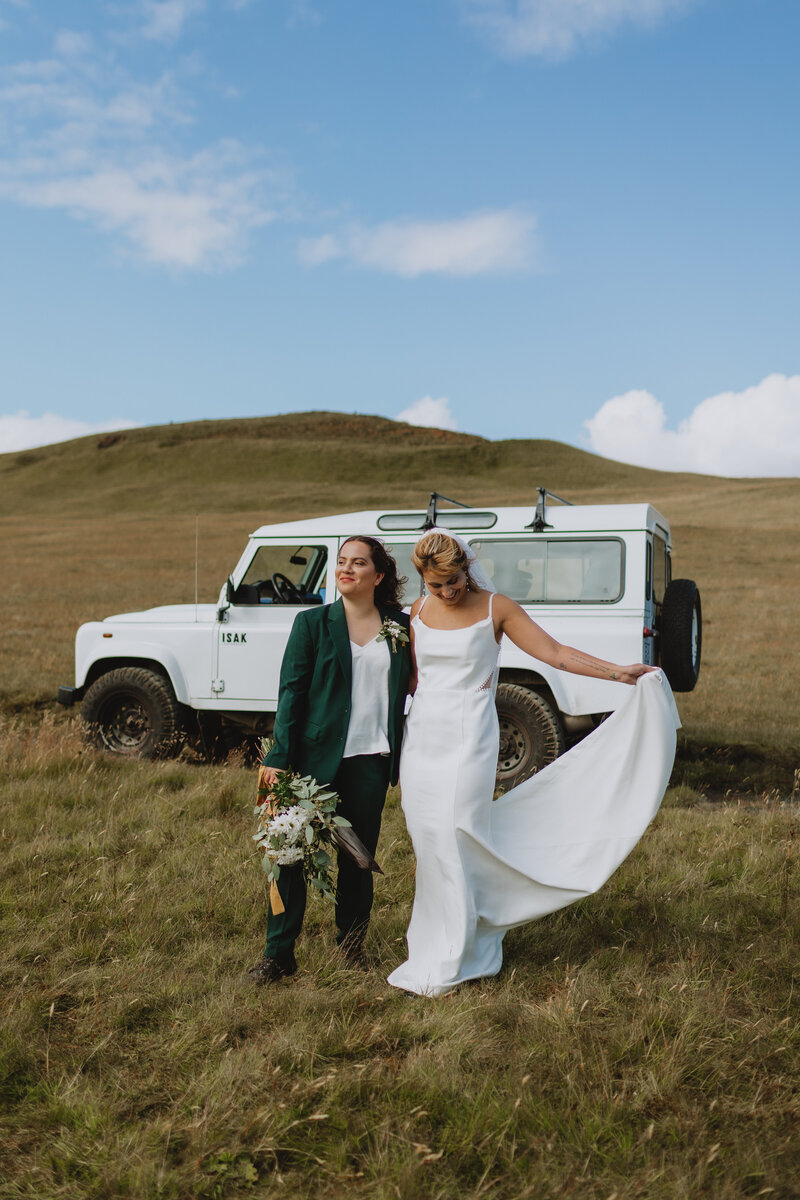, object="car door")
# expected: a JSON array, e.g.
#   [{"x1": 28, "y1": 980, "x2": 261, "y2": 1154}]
[{"x1": 214, "y1": 541, "x2": 335, "y2": 707}]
